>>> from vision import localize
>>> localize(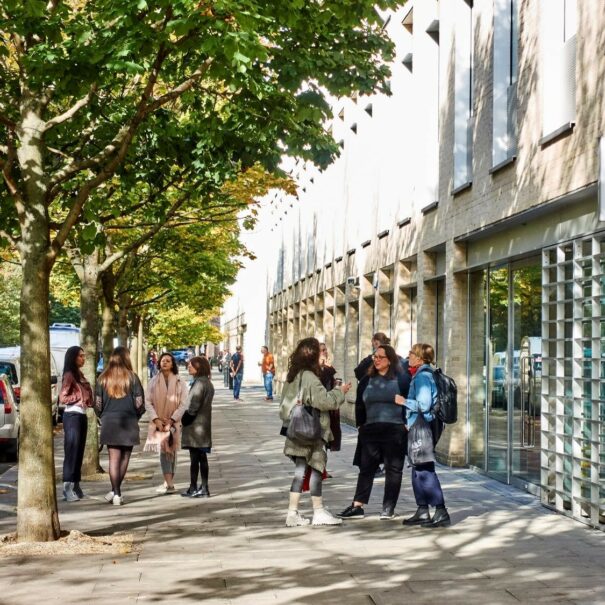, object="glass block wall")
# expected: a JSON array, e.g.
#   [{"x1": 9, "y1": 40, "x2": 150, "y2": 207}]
[{"x1": 542, "y1": 235, "x2": 605, "y2": 529}]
